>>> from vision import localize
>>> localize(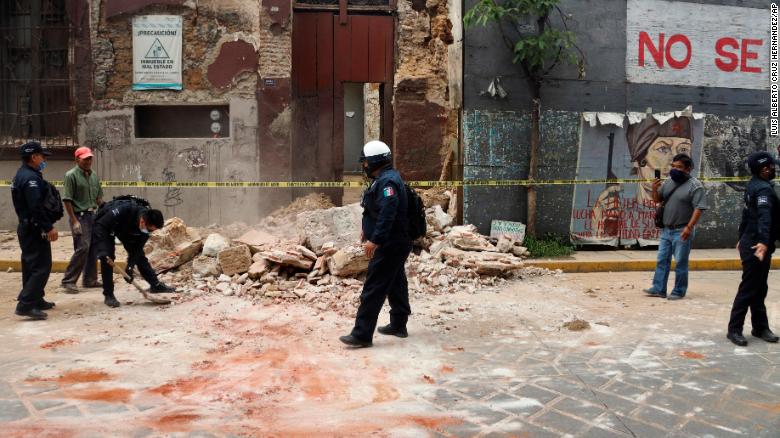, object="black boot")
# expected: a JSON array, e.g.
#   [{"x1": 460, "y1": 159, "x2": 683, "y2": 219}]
[
  {"x1": 752, "y1": 329, "x2": 779, "y2": 343},
  {"x1": 15, "y1": 307, "x2": 47, "y2": 320},
  {"x1": 150, "y1": 282, "x2": 176, "y2": 293},
  {"x1": 104, "y1": 295, "x2": 120, "y2": 308},
  {"x1": 727, "y1": 332, "x2": 748, "y2": 347},
  {"x1": 377, "y1": 324, "x2": 408, "y2": 338},
  {"x1": 38, "y1": 299, "x2": 55, "y2": 310},
  {"x1": 339, "y1": 335, "x2": 372, "y2": 348}
]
